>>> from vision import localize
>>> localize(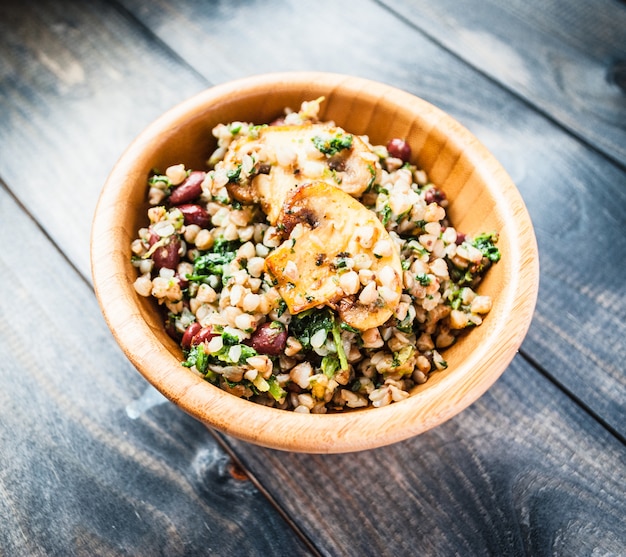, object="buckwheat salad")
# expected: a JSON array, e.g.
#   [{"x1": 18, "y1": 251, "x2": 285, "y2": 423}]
[{"x1": 131, "y1": 98, "x2": 501, "y2": 413}]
